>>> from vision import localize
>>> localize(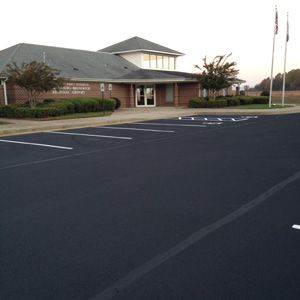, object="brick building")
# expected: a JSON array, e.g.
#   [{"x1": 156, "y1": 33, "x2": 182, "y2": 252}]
[{"x1": 0, "y1": 37, "x2": 243, "y2": 107}]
